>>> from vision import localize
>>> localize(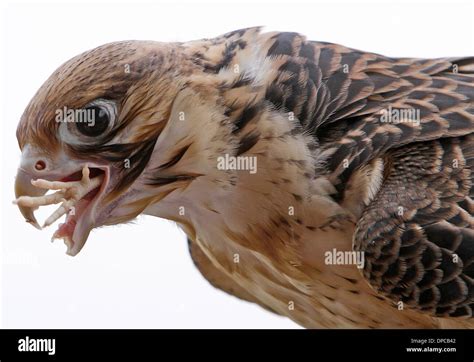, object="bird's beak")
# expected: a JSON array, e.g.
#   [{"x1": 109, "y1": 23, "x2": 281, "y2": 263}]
[
  {"x1": 13, "y1": 145, "x2": 109, "y2": 256},
  {"x1": 14, "y1": 168, "x2": 47, "y2": 230}
]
